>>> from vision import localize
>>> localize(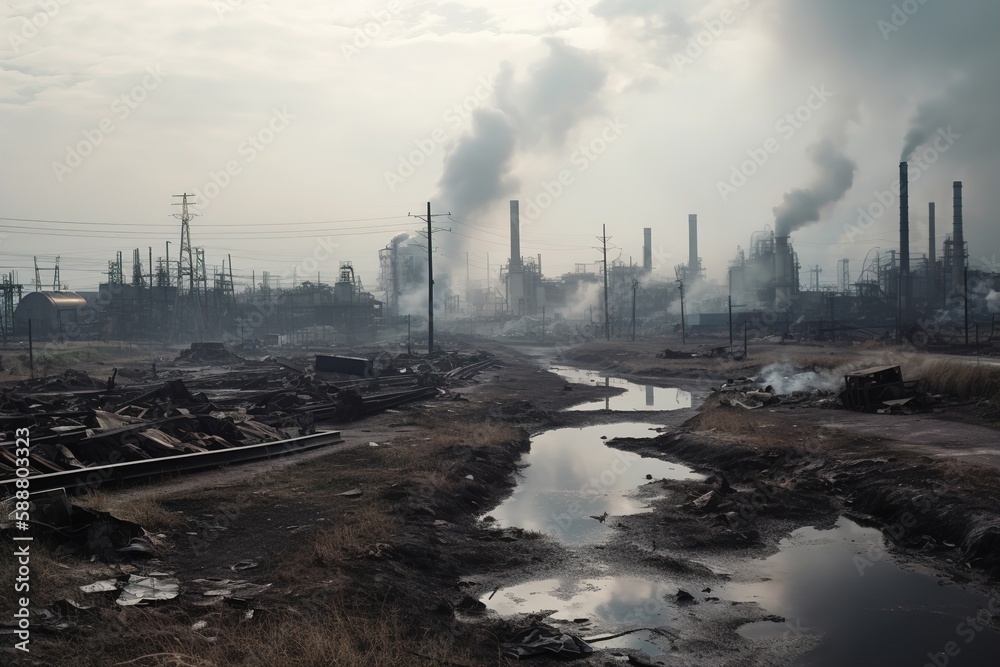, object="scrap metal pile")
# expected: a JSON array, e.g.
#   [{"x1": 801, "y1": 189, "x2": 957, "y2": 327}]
[
  {"x1": 711, "y1": 376, "x2": 841, "y2": 410},
  {"x1": 0, "y1": 346, "x2": 499, "y2": 493}
]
